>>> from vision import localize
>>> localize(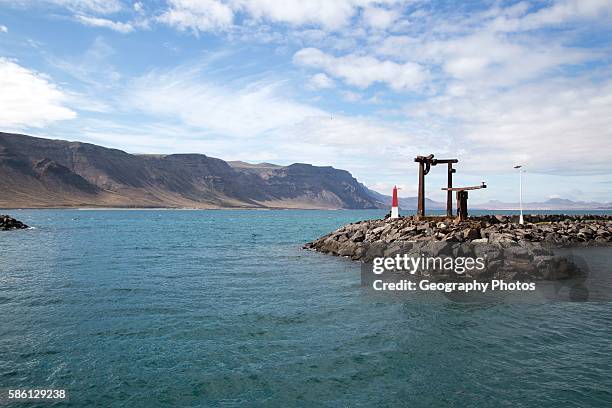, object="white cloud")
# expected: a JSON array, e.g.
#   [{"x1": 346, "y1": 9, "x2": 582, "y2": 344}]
[
  {"x1": 1, "y1": 0, "x2": 124, "y2": 14},
  {"x1": 48, "y1": 37, "x2": 121, "y2": 88},
  {"x1": 440, "y1": 34, "x2": 592, "y2": 85},
  {"x1": 57, "y1": 0, "x2": 123, "y2": 14},
  {"x1": 282, "y1": 114, "x2": 409, "y2": 148},
  {"x1": 341, "y1": 90, "x2": 361, "y2": 102},
  {"x1": 158, "y1": 0, "x2": 406, "y2": 32},
  {"x1": 0, "y1": 25, "x2": 7, "y2": 33},
  {"x1": 294, "y1": 47, "x2": 427, "y2": 91},
  {"x1": 2, "y1": 0, "x2": 150, "y2": 33},
  {"x1": 375, "y1": 23, "x2": 595, "y2": 95},
  {"x1": 408, "y1": 77, "x2": 612, "y2": 175},
  {"x1": 0, "y1": 58, "x2": 76, "y2": 128},
  {"x1": 489, "y1": 0, "x2": 612, "y2": 32},
  {"x1": 307, "y1": 73, "x2": 335, "y2": 89},
  {"x1": 158, "y1": 0, "x2": 234, "y2": 32},
  {"x1": 125, "y1": 65, "x2": 324, "y2": 137},
  {"x1": 361, "y1": 6, "x2": 398, "y2": 29},
  {"x1": 60, "y1": 0, "x2": 122, "y2": 13},
  {"x1": 234, "y1": 0, "x2": 360, "y2": 30},
  {"x1": 75, "y1": 15, "x2": 135, "y2": 33}
]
